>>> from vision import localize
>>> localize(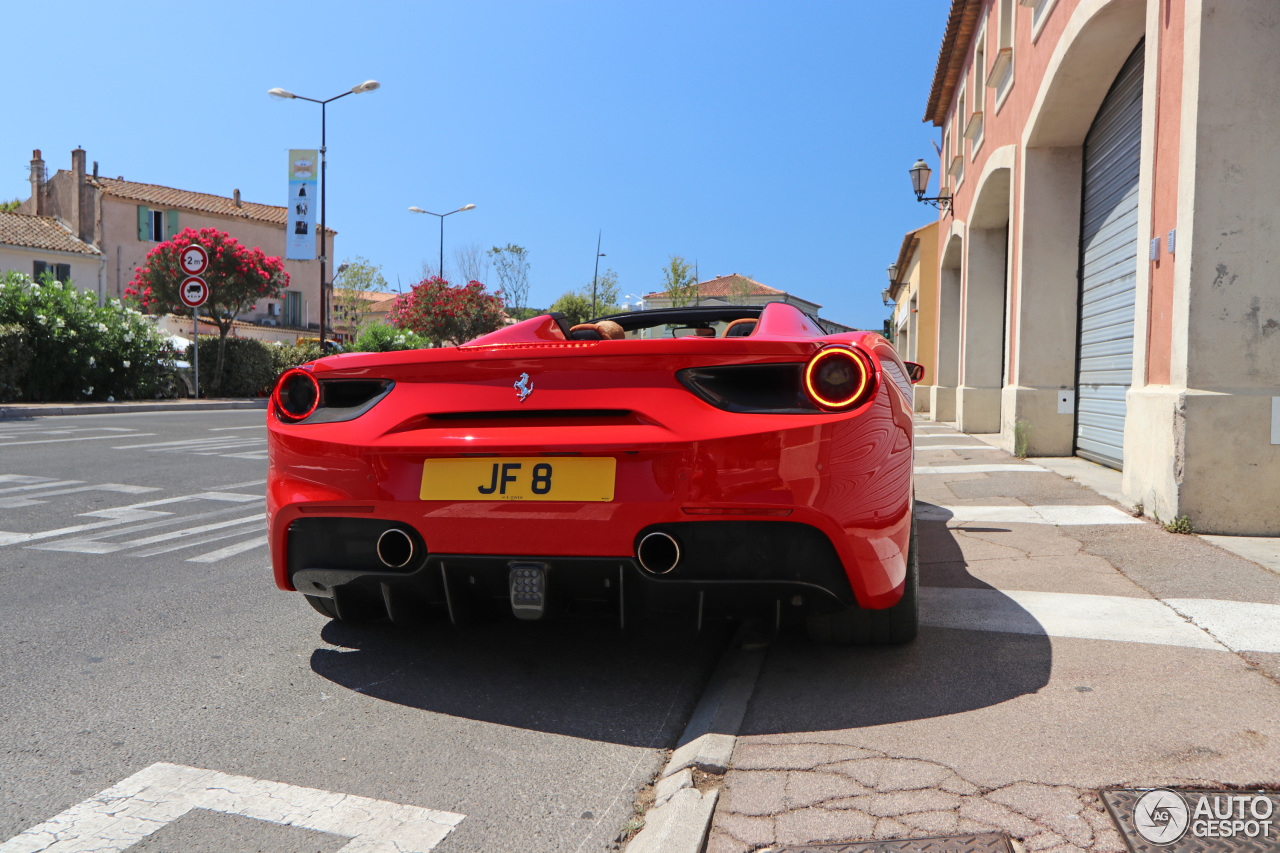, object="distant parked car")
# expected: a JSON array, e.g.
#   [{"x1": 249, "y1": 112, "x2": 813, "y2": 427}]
[{"x1": 156, "y1": 334, "x2": 195, "y2": 398}]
